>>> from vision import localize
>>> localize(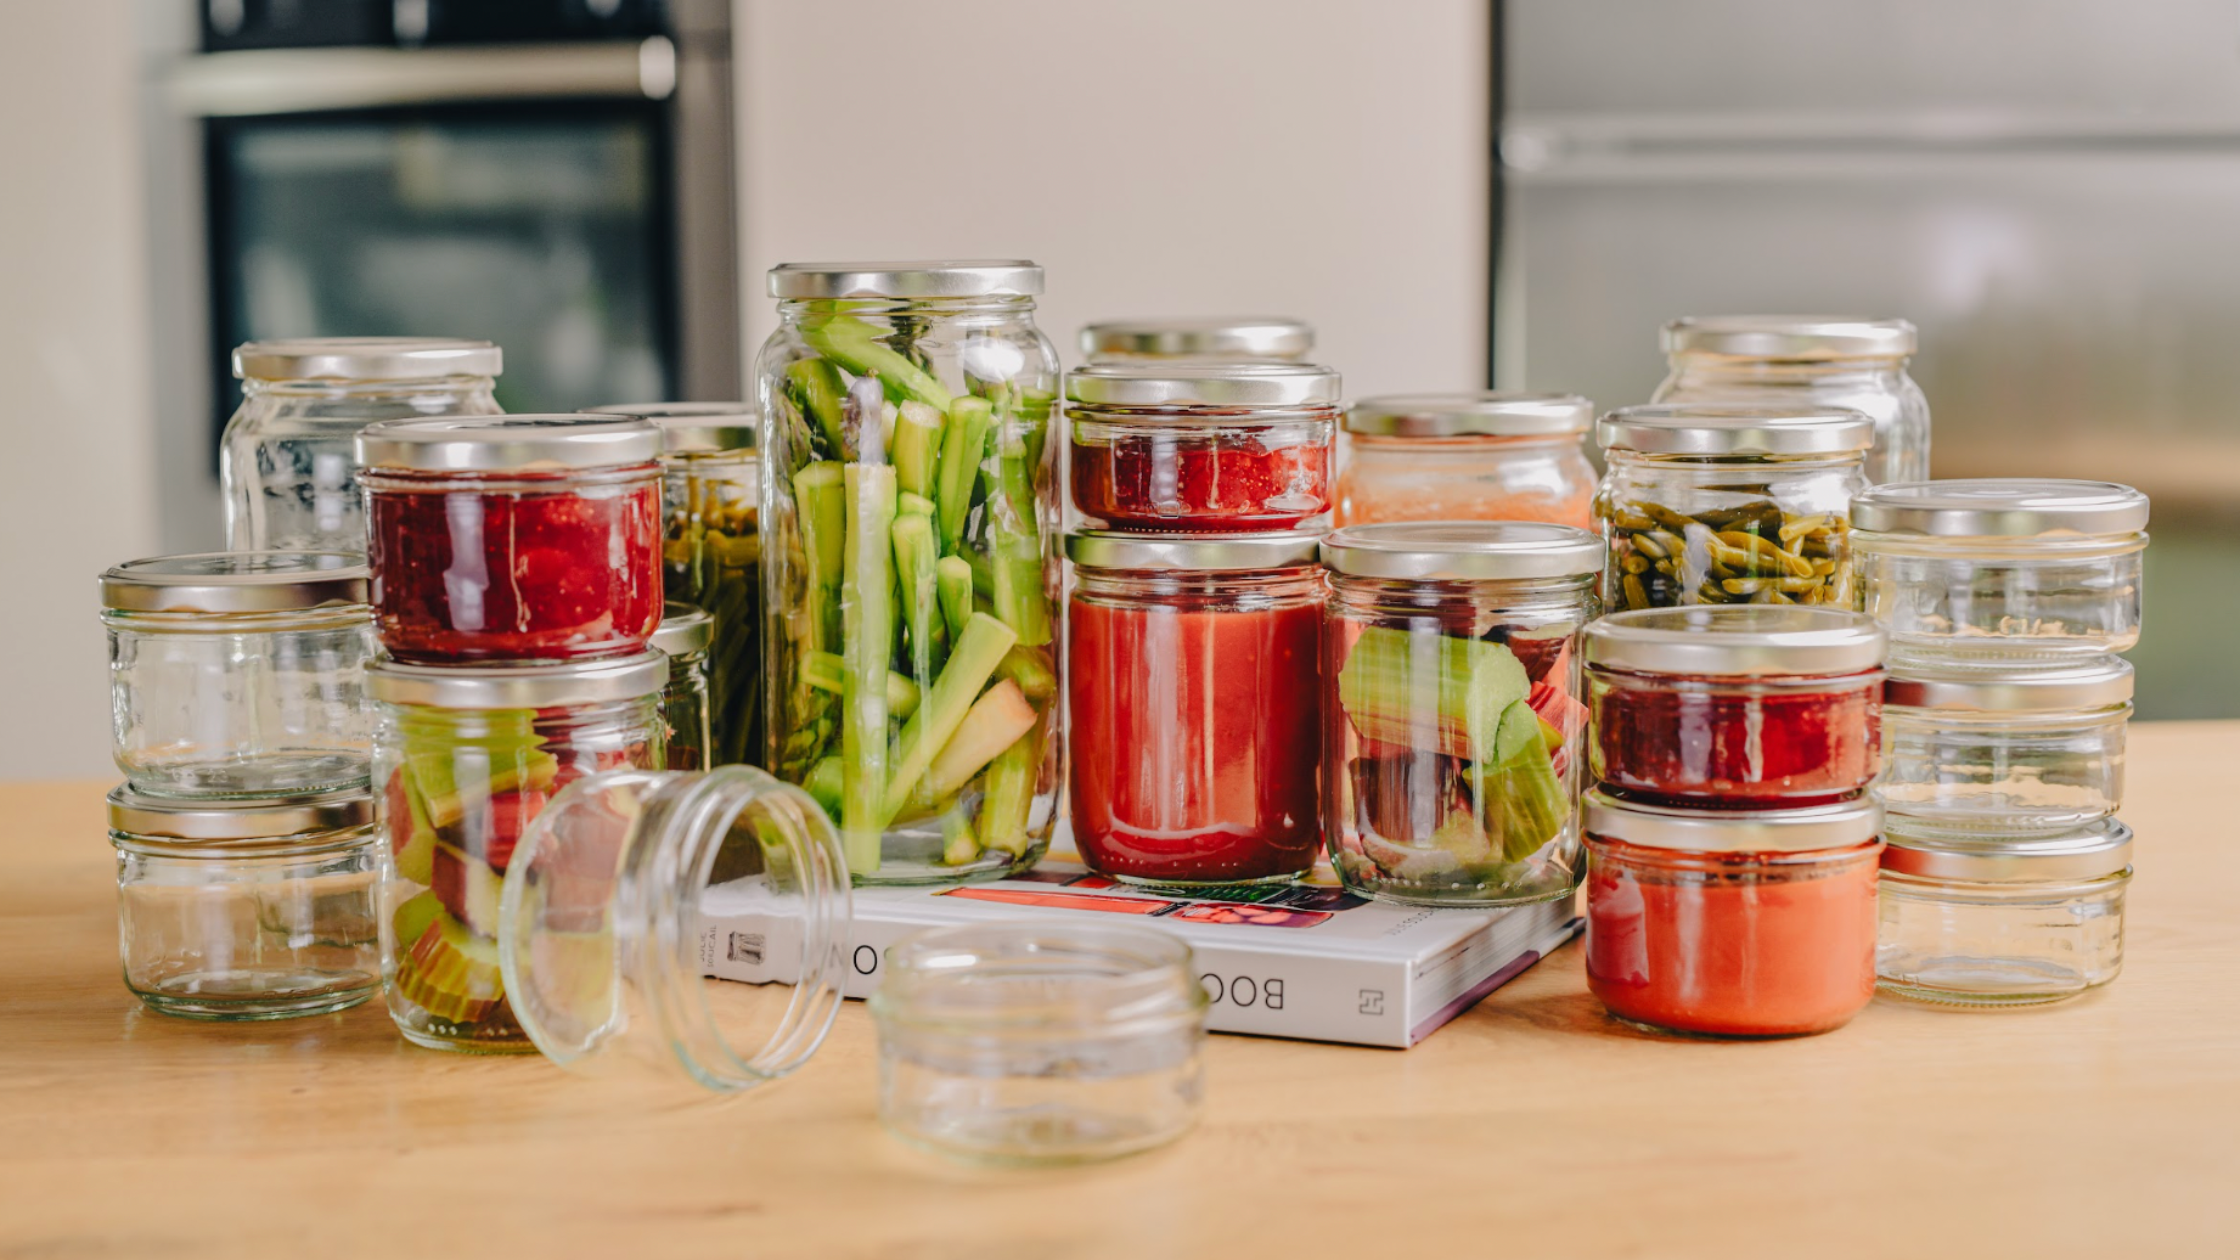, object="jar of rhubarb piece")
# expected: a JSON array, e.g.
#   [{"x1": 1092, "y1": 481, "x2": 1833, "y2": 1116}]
[
  {"x1": 652, "y1": 602, "x2": 713, "y2": 772},
  {"x1": 1654, "y1": 316, "x2": 1929, "y2": 485},
  {"x1": 1078, "y1": 316, "x2": 1315, "y2": 364},
  {"x1": 1583, "y1": 606, "x2": 1887, "y2": 807},
  {"x1": 368, "y1": 653, "x2": 665, "y2": 1052},
  {"x1": 359, "y1": 415, "x2": 665, "y2": 663},
  {"x1": 1877, "y1": 657, "x2": 2132, "y2": 829},
  {"x1": 1336, "y1": 393, "x2": 1598, "y2": 530},
  {"x1": 1596, "y1": 404, "x2": 1873, "y2": 612},
  {"x1": 1067, "y1": 363, "x2": 1340, "y2": 532},
  {"x1": 758, "y1": 261, "x2": 1062, "y2": 886},
  {"x1": 1322, "y1": 522, "x2": 1602, "y2": 906},
  {"x1": 1877, "y1": 818, "x2": 2133, "y2": 1007},
  {"x1": 1067, "y1": 530, "x2": 1325, "y2": 889},
  {"x1": 101, "y1": 552, "x2": 375, "y2": 799},
  {"x1": 223, "y1": 338, "x2": 502, "y2": 553},
  {"x1": 110, "y1": 786, "x2": 381, "y2": 1020},
  {"x1": 1853, "y1": 479, "x2": 2150, "y2": 659},
  {"x1": 1583, "y1": 792, "x2": 1883, "y2": 1037}
]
